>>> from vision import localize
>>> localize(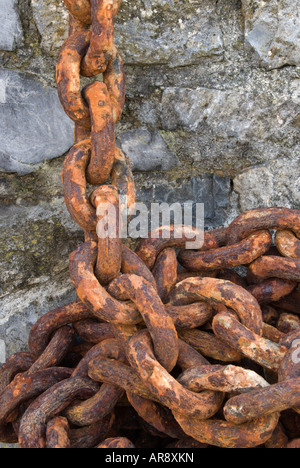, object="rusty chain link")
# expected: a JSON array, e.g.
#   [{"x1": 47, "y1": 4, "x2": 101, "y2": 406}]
[{"x1": 0, "y1": 0, "x2": 300, "y2": 449}]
